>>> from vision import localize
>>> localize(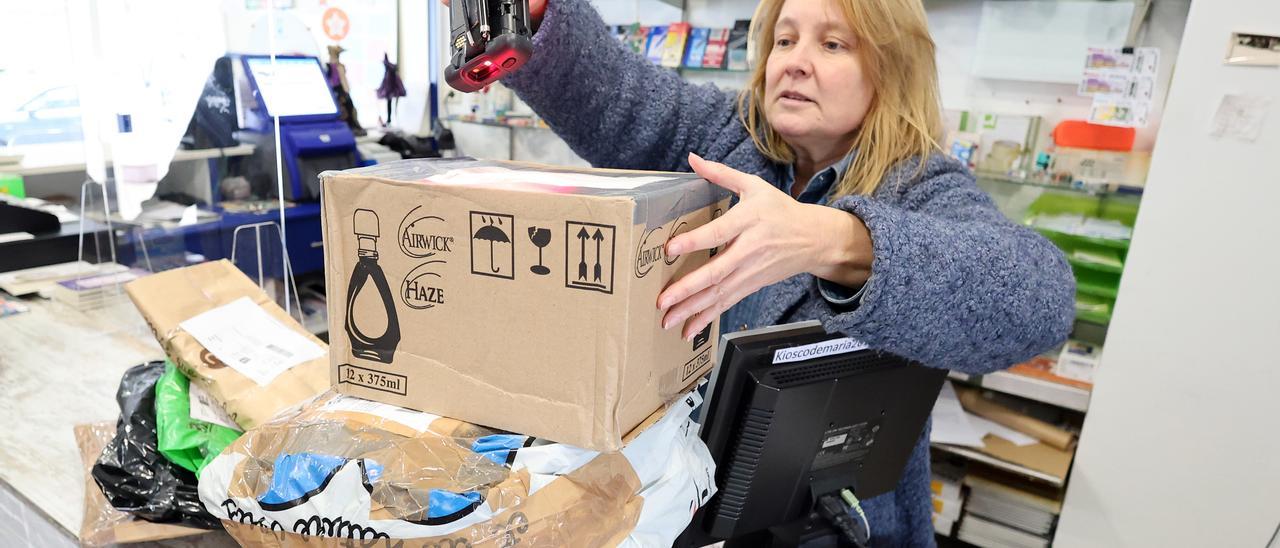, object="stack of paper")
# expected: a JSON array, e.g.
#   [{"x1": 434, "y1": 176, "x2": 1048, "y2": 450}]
[
  {"x1": 0, "y1": 261, "x2": 130, "y2": 297},
  {"x1": 930, "y1": 462, "x2": 965, "y2": 536},
  {"x1": 957, "y1": 471, "x2": 1063, "y2": 548},
  {"x1": 51, "y1": 268, "x2": 151, "y2": 310},
  {"x1": 958, "y1": 514, "x2": 1050, "y2": 548}
]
